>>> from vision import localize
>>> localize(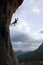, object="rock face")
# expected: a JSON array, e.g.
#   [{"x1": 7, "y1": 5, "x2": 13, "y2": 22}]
[{"x1": 0, "y1": 0, "x2": 23, "y2": 65}]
